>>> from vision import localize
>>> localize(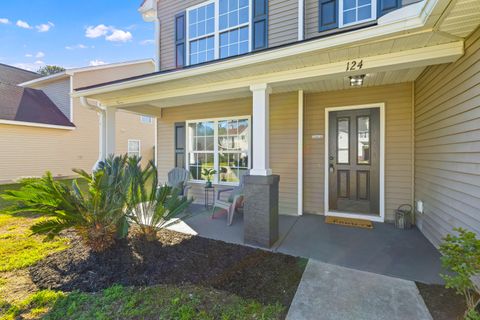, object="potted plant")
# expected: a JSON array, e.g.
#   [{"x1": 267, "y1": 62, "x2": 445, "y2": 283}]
[{"x1": 202, "y1": 168, "x2": 217, "y2": 188}]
